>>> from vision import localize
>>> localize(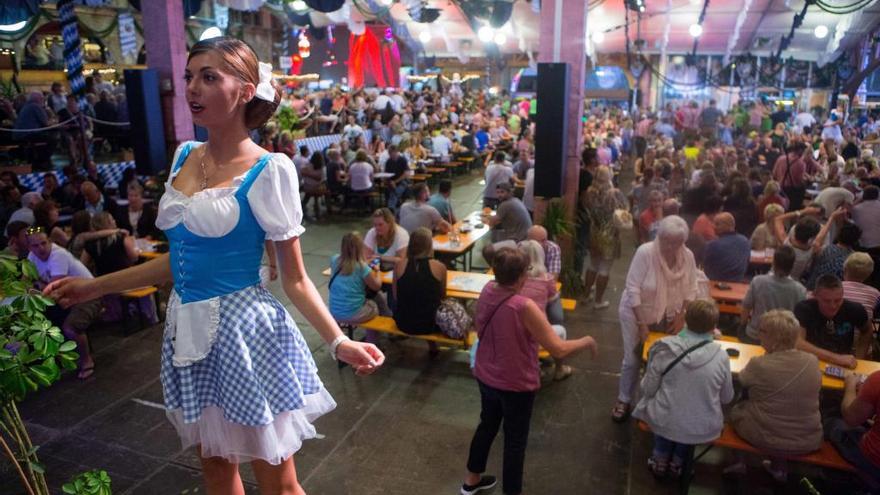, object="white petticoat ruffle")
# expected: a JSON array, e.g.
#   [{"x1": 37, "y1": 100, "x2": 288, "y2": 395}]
[
  {"x1": 167, "y1": 387, "x2": 337, "y2": 465},
  {"x1": 165, "y1": 290, "x2": 222, "y2": 367}
]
